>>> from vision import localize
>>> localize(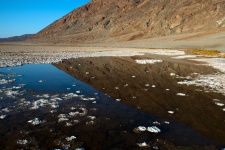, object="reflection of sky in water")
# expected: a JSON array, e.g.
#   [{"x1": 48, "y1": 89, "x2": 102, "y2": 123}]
[{"x1": 0, "y1": 64, "x2": 98, "y2": 95}]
